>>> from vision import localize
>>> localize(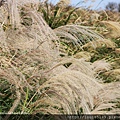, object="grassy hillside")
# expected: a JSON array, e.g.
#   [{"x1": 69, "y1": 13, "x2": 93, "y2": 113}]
[{"x1": 0, "y1": 0, "x2": 120, "y2": 119}]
